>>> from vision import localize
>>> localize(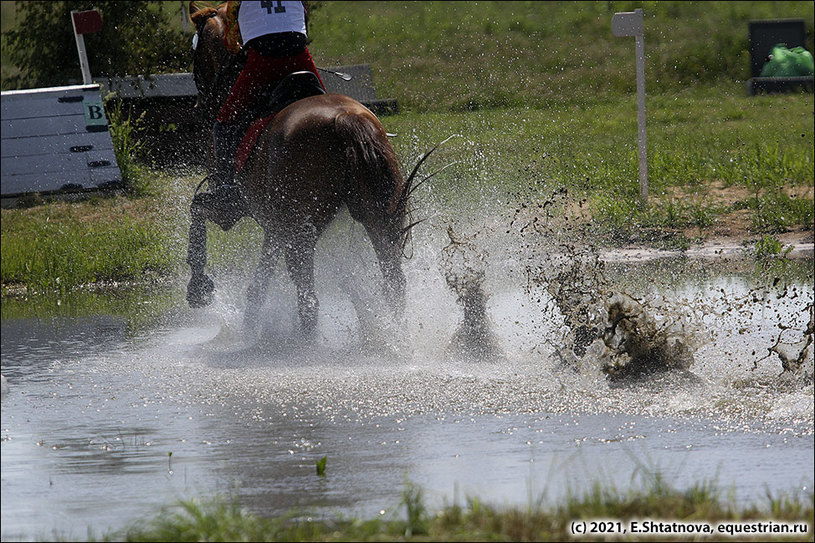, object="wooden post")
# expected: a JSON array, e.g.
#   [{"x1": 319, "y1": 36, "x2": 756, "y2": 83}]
[
  {"x1": 612, "y1": 8, "x2": 648, "y2": 204},
  {"x1": 70, "y1": 10, "x2": 103, "y2": 85}
]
